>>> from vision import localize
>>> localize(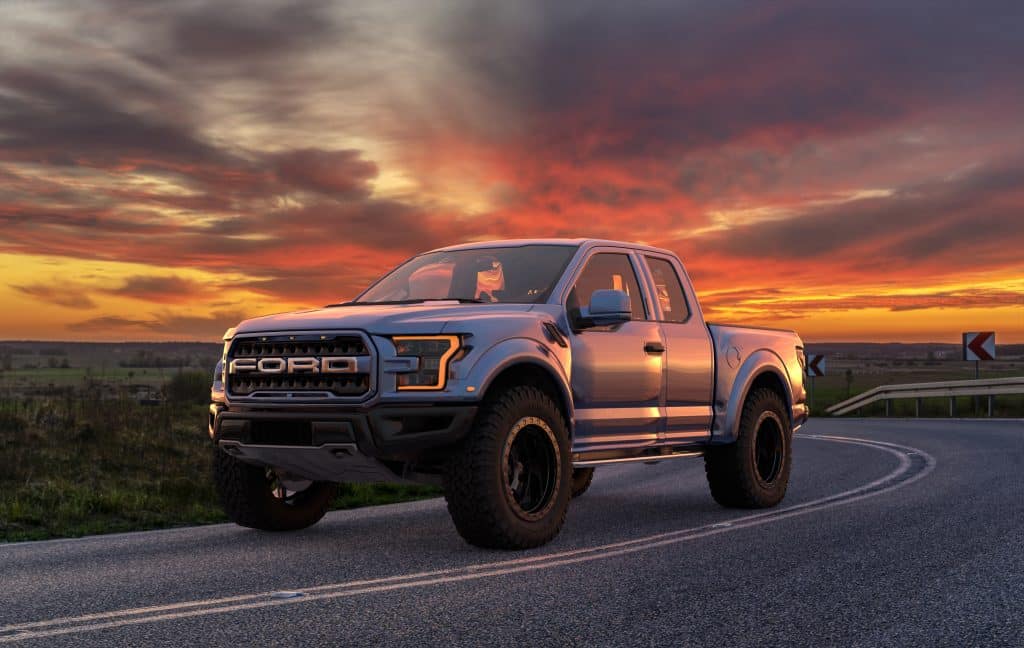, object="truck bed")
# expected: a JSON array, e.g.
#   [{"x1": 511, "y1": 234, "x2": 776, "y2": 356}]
[{"x1": 706, "y1": 322, "x2": 807, "y2": 440}]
